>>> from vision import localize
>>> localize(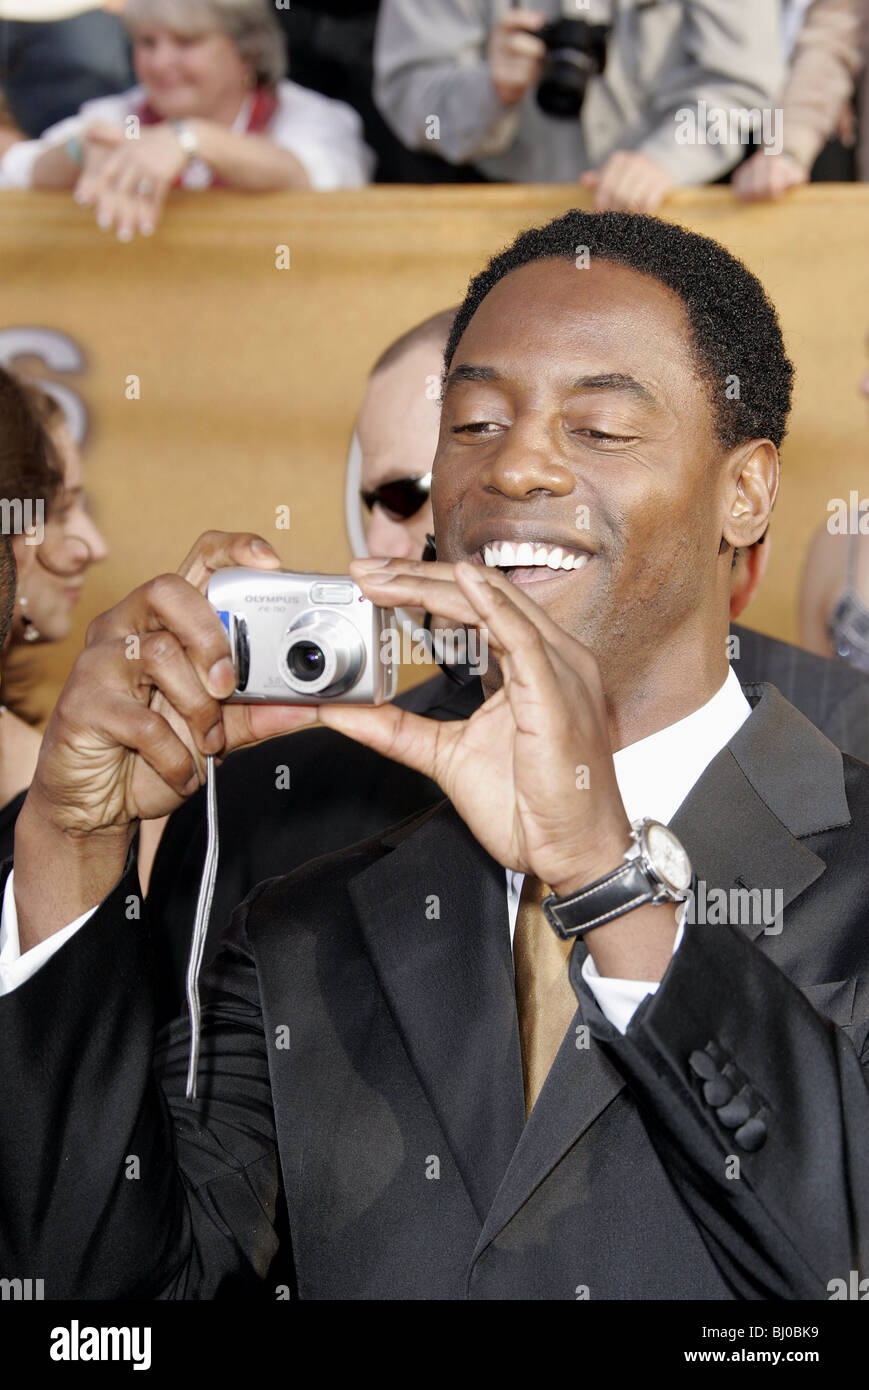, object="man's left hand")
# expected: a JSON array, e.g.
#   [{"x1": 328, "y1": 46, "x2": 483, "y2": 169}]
[{"x1": 318, "y1": 557, "x2": 632, "y2": 897}]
